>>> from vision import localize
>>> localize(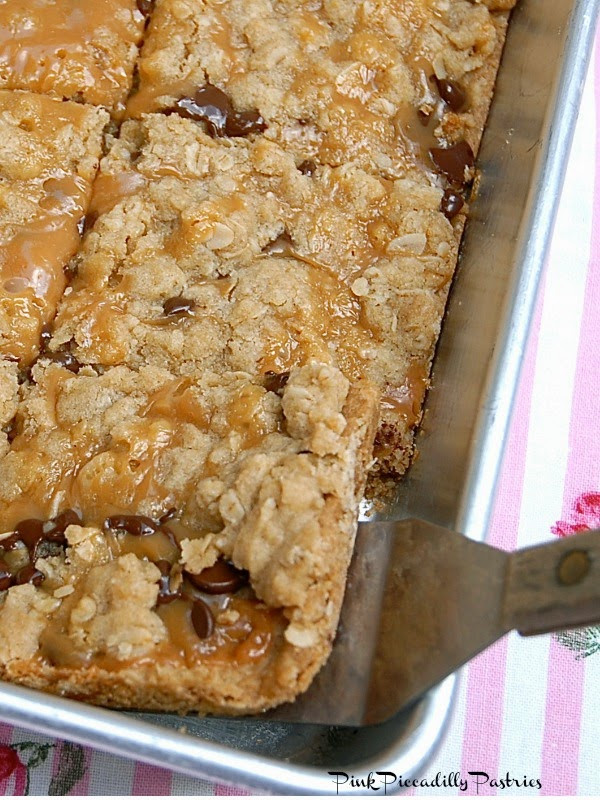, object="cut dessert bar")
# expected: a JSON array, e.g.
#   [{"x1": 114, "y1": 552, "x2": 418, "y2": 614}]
[
  {"x1": 0, "y1": 114, "x2": 381, "y2": 711},
  {"x1": 0, "y1": 92, "x2": 107, "y2": 366},
  {"x1": 0, "y1": 0, "x2": 518, "y2": 713},
  {"x1": 0, "y1": 360, "x2": 377, "y2": 711},
  {"x1": 128, "y1": 0, "x2": 511, "y2": 176},
  {"x1": 0, "y1": 0, "x2": 149, "y2": 111},
  {"x1": 0, "y1": 91, "x2": 106, "y2": 454},
  {"x1": 50, "y1": 114, "x2": 456, "y2": 477}
]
